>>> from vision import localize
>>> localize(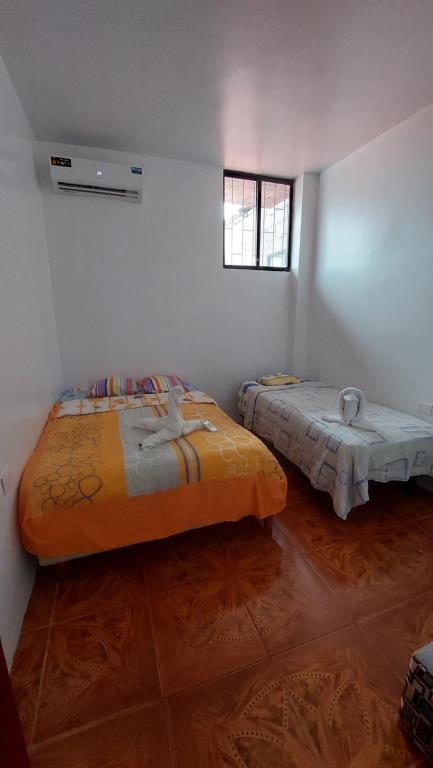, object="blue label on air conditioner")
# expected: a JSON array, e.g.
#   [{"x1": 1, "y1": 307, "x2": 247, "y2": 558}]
[{"x1": 131, "y1": 166, "x2": 142, "y2": 175}]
